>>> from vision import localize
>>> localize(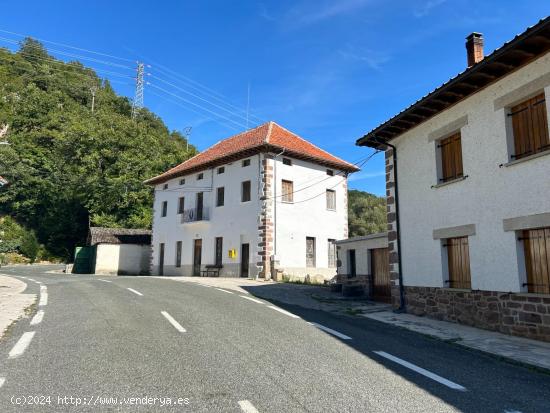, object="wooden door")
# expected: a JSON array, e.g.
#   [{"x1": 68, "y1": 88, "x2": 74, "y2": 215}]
[
  {"x1": 193, "y1": 239, "x2": 202, "y2": 276},
  {"x1": 306, "y1": 237, "x2": 316, "y2": 267},
  {"x1": 523, "y1": 228, "x2": 550, "y2": 294},
  {"x1": 240, "y1": 243, "x2": 249, "y2": 277},
  {"x1": 159, "y1": 243, "x2": 165, "y2": 276},
  {"x1": 372, "y1": 248, "x2": 390, "y2": 302},
  {"x1": 215, "y1": 237, "x2": 223, "y2": 267}
]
